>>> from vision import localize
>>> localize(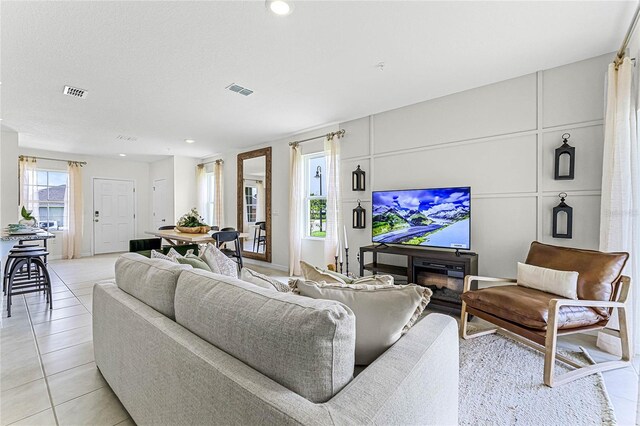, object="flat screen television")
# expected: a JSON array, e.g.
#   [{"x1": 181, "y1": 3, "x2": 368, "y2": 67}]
[{"x1": 372, "y1": 186, "x2": 471, "y2": 250}]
